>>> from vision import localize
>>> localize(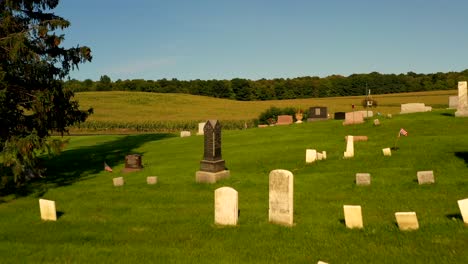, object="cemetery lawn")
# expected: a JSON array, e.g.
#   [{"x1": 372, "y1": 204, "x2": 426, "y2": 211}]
[{"x1": 1, "y1": 110, "x2": 468, "y2": 263}]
